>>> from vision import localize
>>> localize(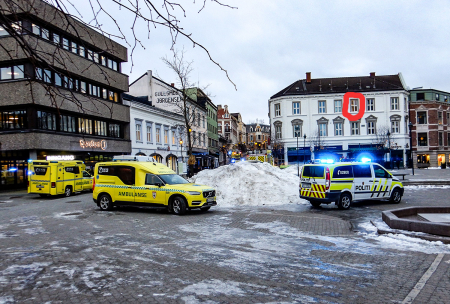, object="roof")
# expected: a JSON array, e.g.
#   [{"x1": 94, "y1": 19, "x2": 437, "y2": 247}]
[{"x1": 270, "y1": 74, "x2": 406, "y2": 99}]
